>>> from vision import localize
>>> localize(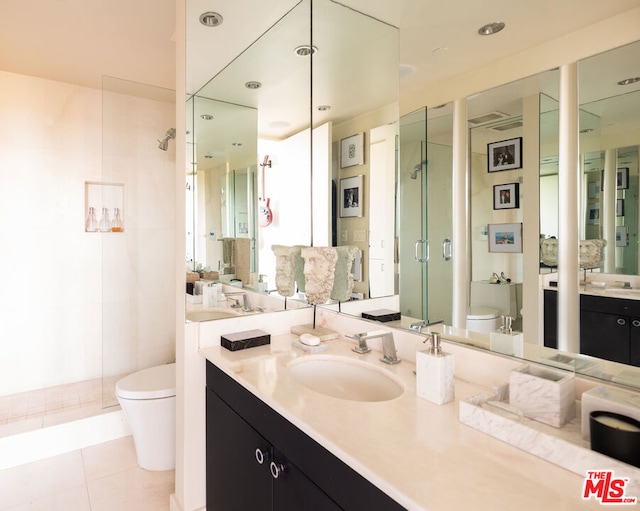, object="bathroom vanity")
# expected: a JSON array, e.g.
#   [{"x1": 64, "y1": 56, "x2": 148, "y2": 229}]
[
  {"x1": 544, "y1": 289, "x2": 640, "y2": 366},
  {"x1": 206, "y1": 360, "x2": 403, "y2": 511},
  {"x1": 200, "y1": 330, "x2": 610, "y2": 511}
]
